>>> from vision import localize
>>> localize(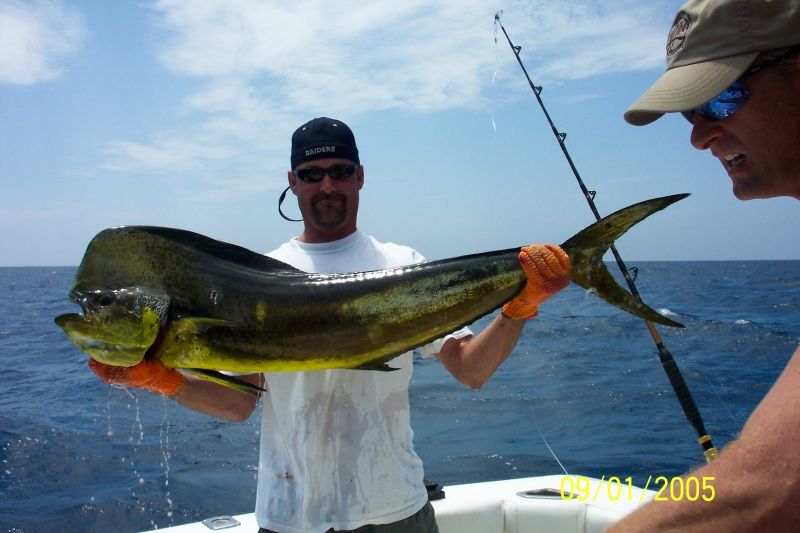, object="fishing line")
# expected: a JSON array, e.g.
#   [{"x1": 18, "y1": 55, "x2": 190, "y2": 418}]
[
  {"x1": 159, "y1": 397, "x2": 176, "y2": 522},
  {"x1": 528, "y1": 396, "x2": 570, "y2": 476},
  {"x1": 490, "y1": 19, "x2": 500, "y2": 163},
  {"x1": 494, "y1": 12, "x2": 718, "y2": 463},
  {"x1": 695, "y1": 368, "x2": 745, "y2": 432}
]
